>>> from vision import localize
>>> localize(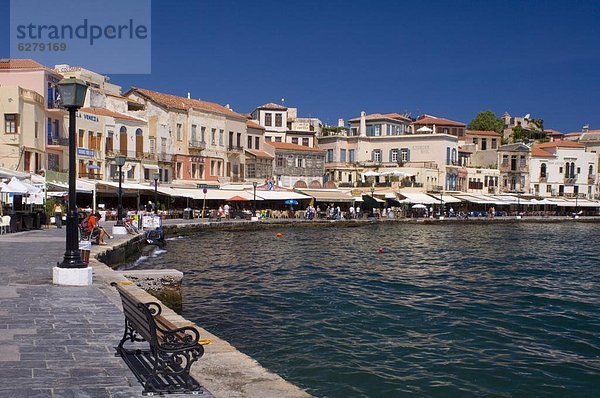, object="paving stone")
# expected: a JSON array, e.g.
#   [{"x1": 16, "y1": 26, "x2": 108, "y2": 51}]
[
  {"x1": 52, "y1": 388, "x2": 111, "y2": 398},
  {"x1": 0, "y1": 389, "x2": 52, "y2": 398}
]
